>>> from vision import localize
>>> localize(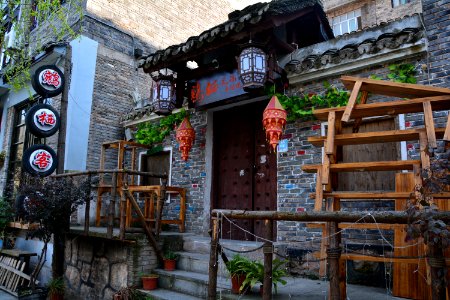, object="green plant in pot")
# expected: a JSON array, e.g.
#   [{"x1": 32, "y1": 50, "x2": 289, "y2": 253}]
[
  {"x1": 47, "y1": 277, "x2": 64, "y2": 300},
  {"x1": 225, "y1": 254, "x2": 252, "y2": 294},
  {"x1": 163, "y1": 251, "x2": 179, "y2": 271},
  {"x1": 241, "y1": 258, "x2": 287, "y2": 295}
]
